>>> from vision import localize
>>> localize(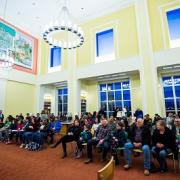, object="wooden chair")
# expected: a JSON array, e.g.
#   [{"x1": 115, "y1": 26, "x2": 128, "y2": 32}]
[{"x1": 97, "y1": 156, "x2": 115, "y2": 180}]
